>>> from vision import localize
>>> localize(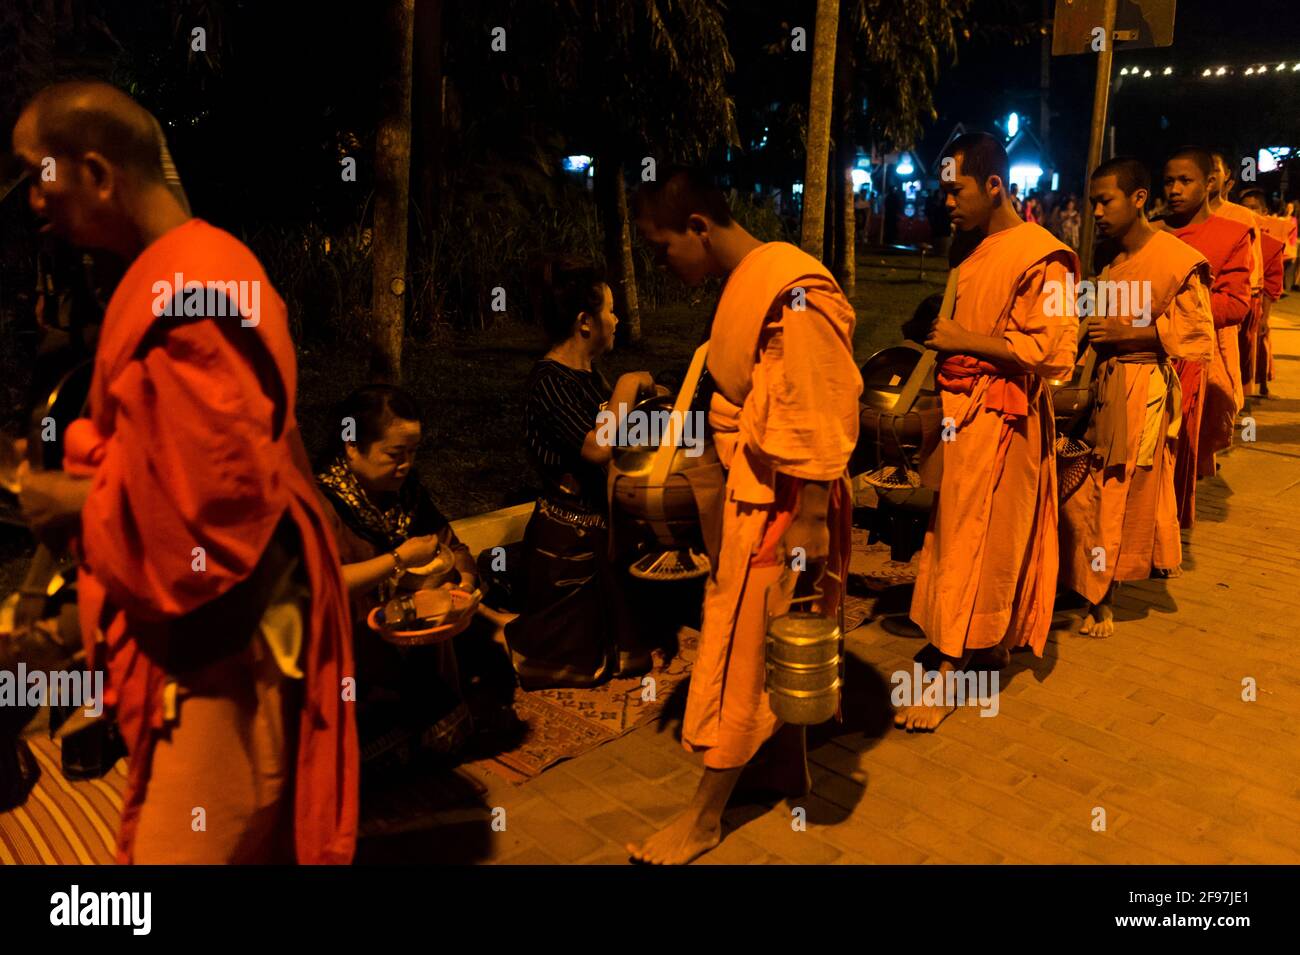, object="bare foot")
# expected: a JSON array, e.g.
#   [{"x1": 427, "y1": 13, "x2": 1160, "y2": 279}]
[
  {"x1": 1078, "y1": 601, "x2": 1114, "y2": 638},
  {"x1": 893, "y1": 703, "x2": 956, "y2": 732},
  {"x1": 626, "y1": 811, "x2": 721, "y2": 865}
]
